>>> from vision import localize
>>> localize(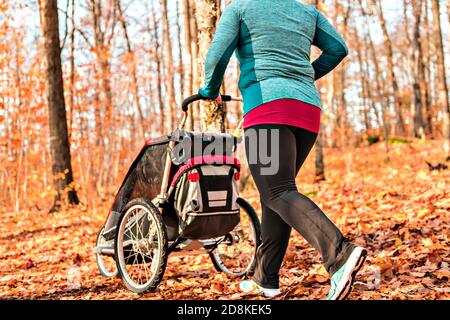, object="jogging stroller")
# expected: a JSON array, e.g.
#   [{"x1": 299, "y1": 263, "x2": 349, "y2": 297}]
[{"x1": 94, "y1": 94, "x2": 262, "y2": 293}]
